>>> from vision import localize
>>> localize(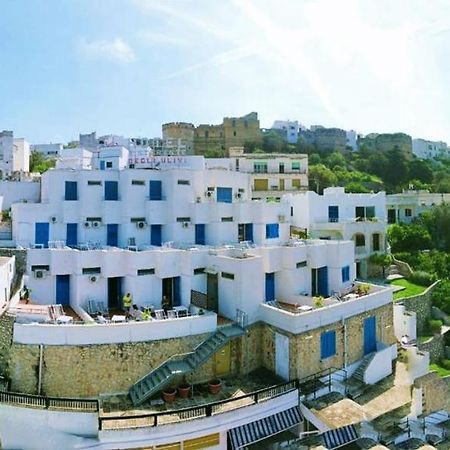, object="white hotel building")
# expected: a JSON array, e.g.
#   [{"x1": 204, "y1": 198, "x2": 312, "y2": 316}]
[{"x1": 0, "y1": 156, "x2": 400, "y2": 450}]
